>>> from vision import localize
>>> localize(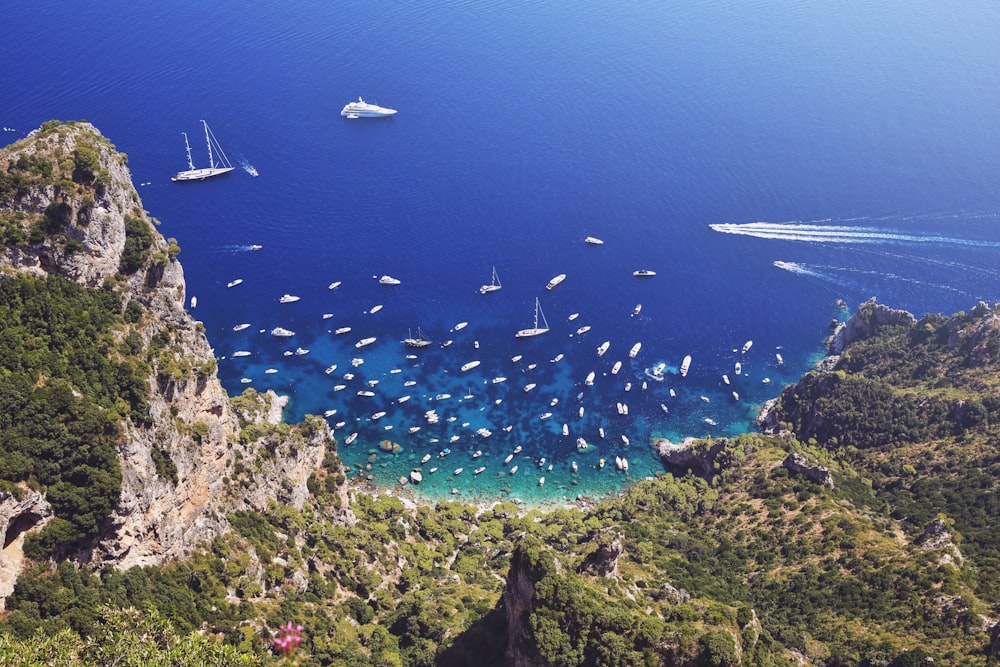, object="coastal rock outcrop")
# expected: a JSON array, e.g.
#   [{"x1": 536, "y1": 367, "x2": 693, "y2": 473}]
[
  {"x1": 781, "y1": 453, "x2": 834, "y2": 488},
  {"x1": 504, "y1": 541, "x2": 550, "y2": 667},
  {"x1": 654, "y1": 437, "x2": 727, "y2": 477},
  {"x1": 0, "y1": 122, "x2": 329, "y2": 581},
  {"x1": 0, "y1": 489, "x2": 53, "y2": 606},
  {"x1": 827, "y1": 297, "x2": 916, "y2": 355},
  {"x1": 577, "y1": 532, "x2": 623, "y2": 578}
]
